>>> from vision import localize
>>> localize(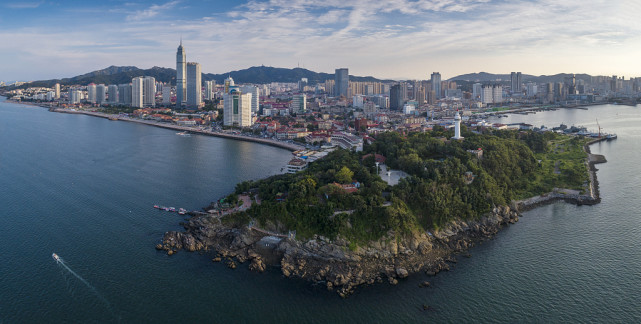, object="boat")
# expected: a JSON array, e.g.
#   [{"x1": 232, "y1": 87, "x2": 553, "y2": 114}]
[
  {"x1": 154, "y1": 205, "x2": 160, "y2": 209},
  {"x1": 52, "y1": 253, "x2": 60, "y2": 262},
  {"x1": 178, "y1": 208, "x2": 187, "y2": 215},
  {"x1": 168, "y1": 207, "x2": 176, "y2": 212},
  {"x1": 176, "y1": 131, "x2": 191, "y2": 136}
]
